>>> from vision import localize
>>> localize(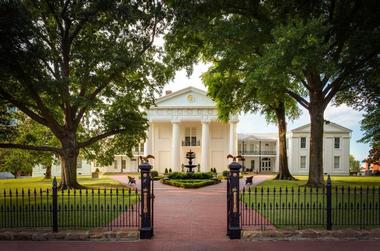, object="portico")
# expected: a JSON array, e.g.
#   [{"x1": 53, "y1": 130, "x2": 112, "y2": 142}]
[{"x1": 144, "y1": 87, "x2": 238, "y2": 173}]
